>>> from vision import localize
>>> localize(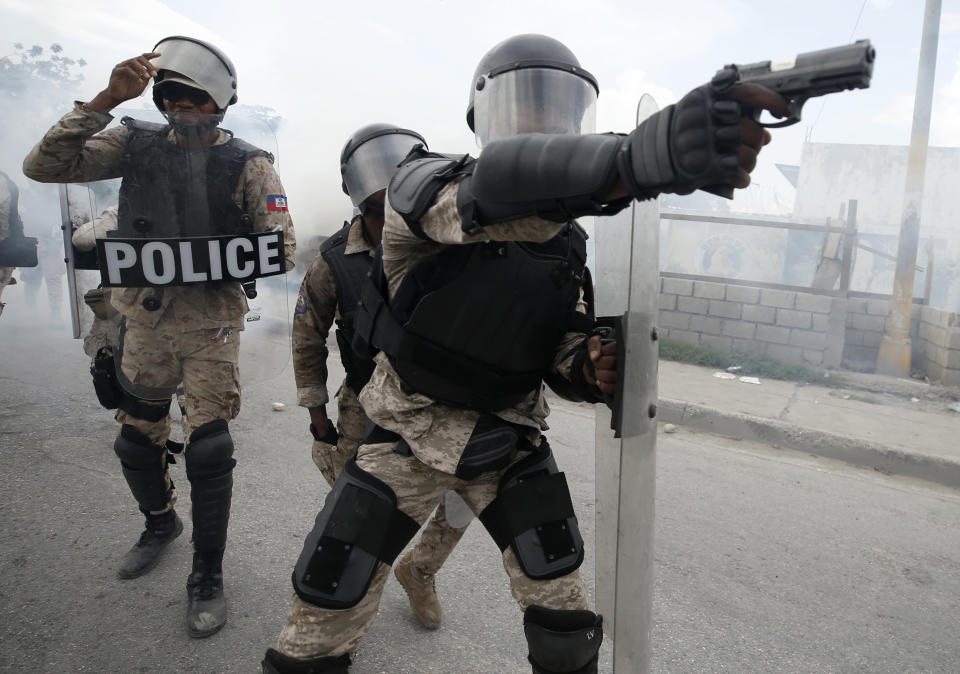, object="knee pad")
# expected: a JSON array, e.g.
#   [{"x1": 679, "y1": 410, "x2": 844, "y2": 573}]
[
  {"x1": 478, "y1": 441, "x2": 584, "y2": 580},
  {"x1": 185, "y1": 419, "x2": 236, "y2": 481},
  {"x1": 524, "y1": 605, "x2": 603, "y2": 674},
  {"x1": 114, "y1": 425, "x2": 171, "y2": 513},
  {"x1": 262, "y1": 648, "x2": 350, "y2": 673},
  {"x1": 292, "y1": 459, "x2": 421, "y2": 610}
]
